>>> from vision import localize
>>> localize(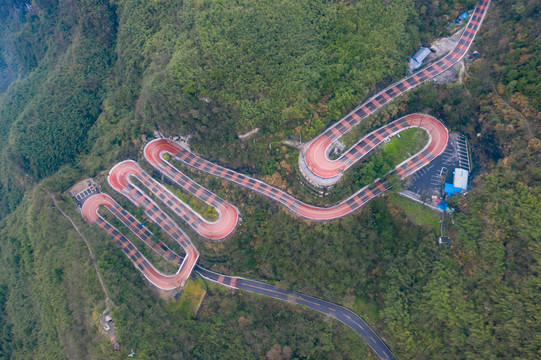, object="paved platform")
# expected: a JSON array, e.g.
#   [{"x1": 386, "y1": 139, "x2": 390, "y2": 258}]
[
  {"x1": 404, "y1": 132, "x2": 470, "y2": 198},
  {"x1": 66, "y1": 178, "x2": 100, "y2": 207}
]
